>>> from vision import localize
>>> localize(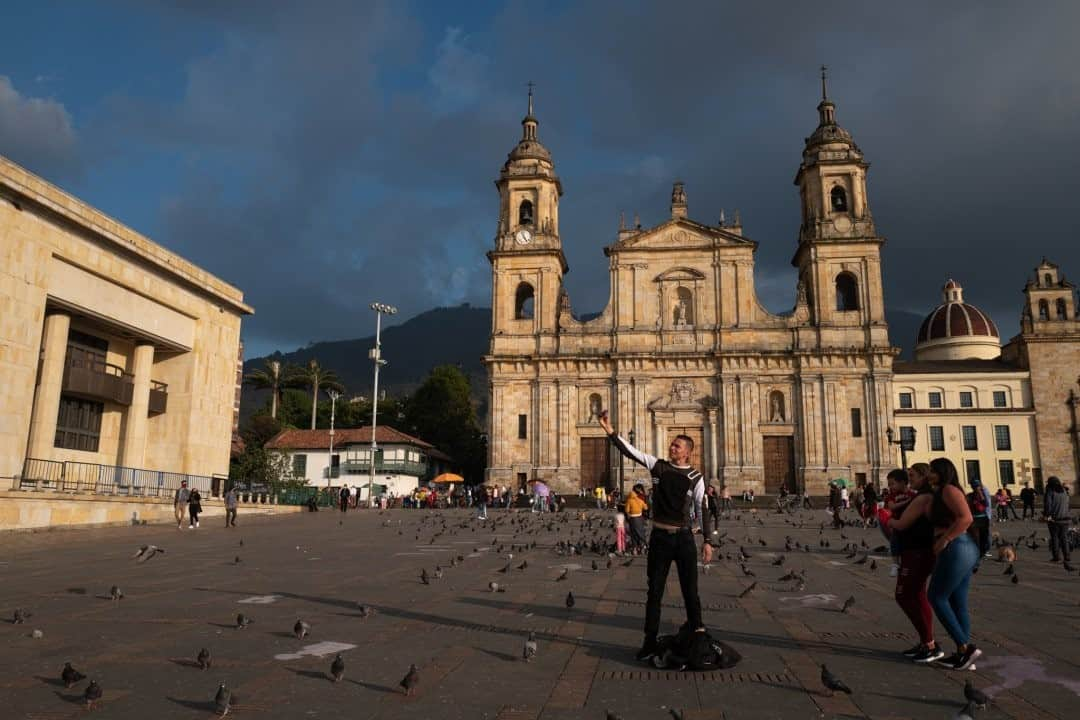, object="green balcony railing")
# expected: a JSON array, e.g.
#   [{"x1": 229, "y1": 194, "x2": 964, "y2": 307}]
[{"x1": 340, "y1": 459, "x2": 427, "y2": 476}]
